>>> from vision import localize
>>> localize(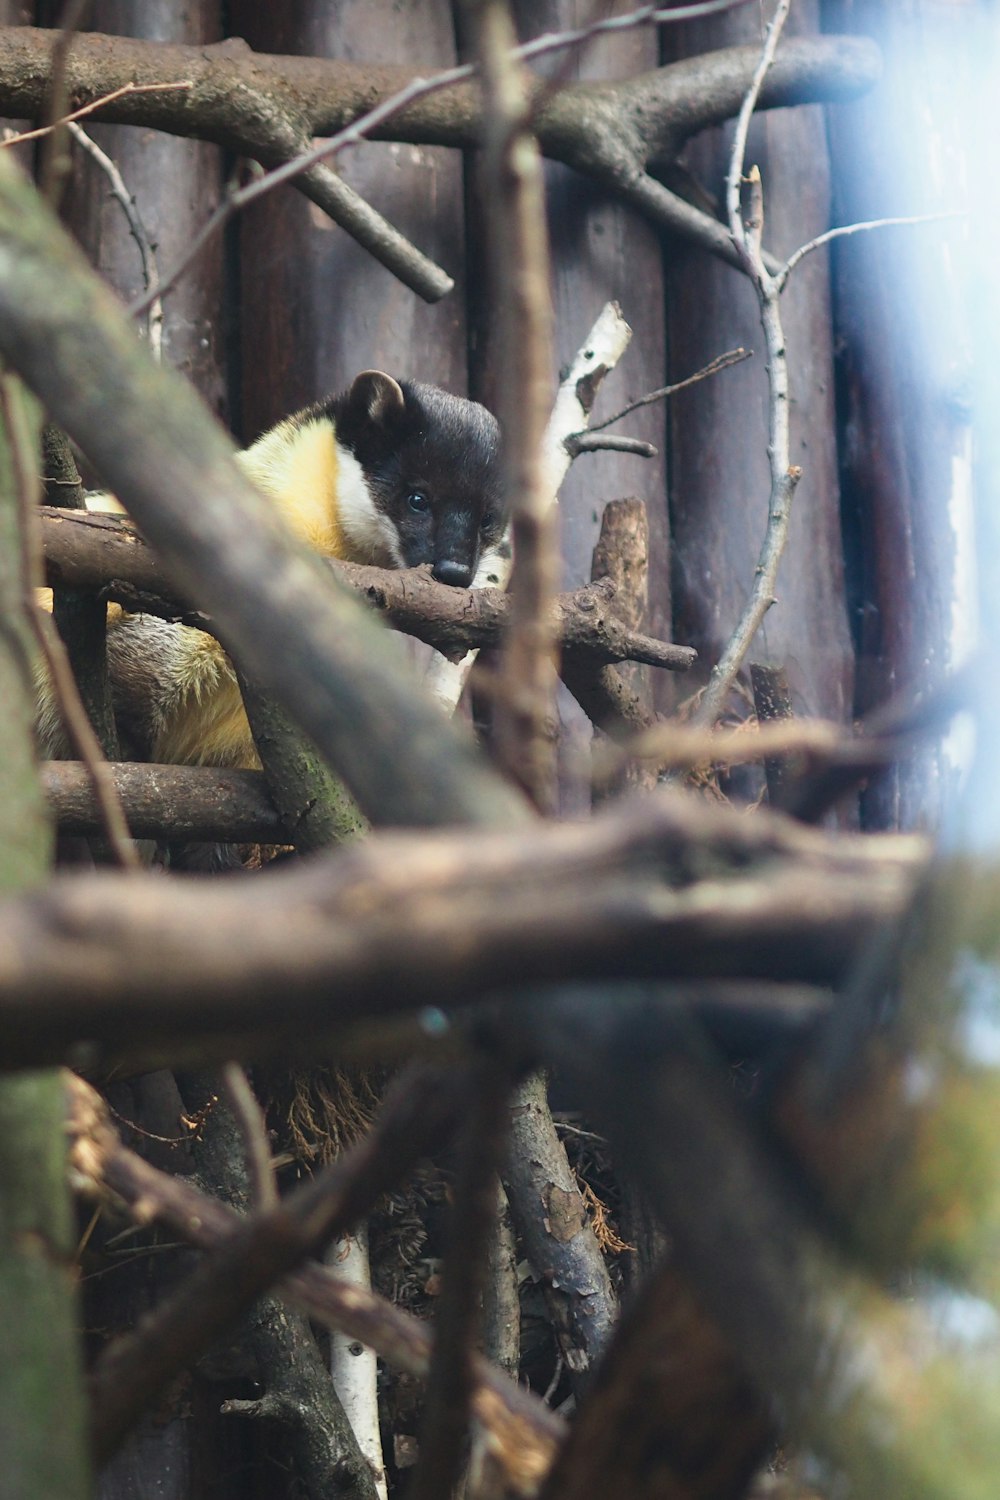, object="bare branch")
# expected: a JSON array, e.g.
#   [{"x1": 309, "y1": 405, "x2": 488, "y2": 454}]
[
  {"x1": 67, "y1": 122, "x2": 163, "y2": 356},
  {"x1": 39, "y1": 509, "x2": 695, "y2": 678},
  {"x1": 585, "y1": 346, "x2": 751, "y2": 434},
  {"x1": 777, "y1": 663, "x2": 974, "y2": 822},
  {"x1": 0, "y1": 28, "x2": 880, "y2": 289},
  {"x1": 4, "y1": 79, "x2": 193, "y2": 147},
  {"x1": 775, "y1": 211, "x2": 965, "y2": 293},
  {"x1": 724, "y1": 0, "x2": 792, "y2": 250},
  {"x1": 202, "y1": 0, "x2": 764, "y2": 212},
  {"x1": 563, "y1": 432, "x2": 656, "y2": 459},
  {"x1": 692, "y1": 1, "x2": 800, "y2": 728},
  {"x1": 43, "y1": 761, "x2": 282, "y2": 843},
  {"x1": 612, "y1": 716, "x2": 850, "y2": 771},
  {"x1": 0, "y1": 377, "x2": 137, "y2": 869},
  {"x1": 128, "y1": 2, "x2": 757, "y2": 311},
  {"x1": 0, "y1": 798, "x2": 925, "y2": 1074},
  {"x1": 503, "y1": 1072, "x2": 617, "y2": 1390},
  {"x1": 69, "y1": 1073, "x2": 564, "y2": 1495}
]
